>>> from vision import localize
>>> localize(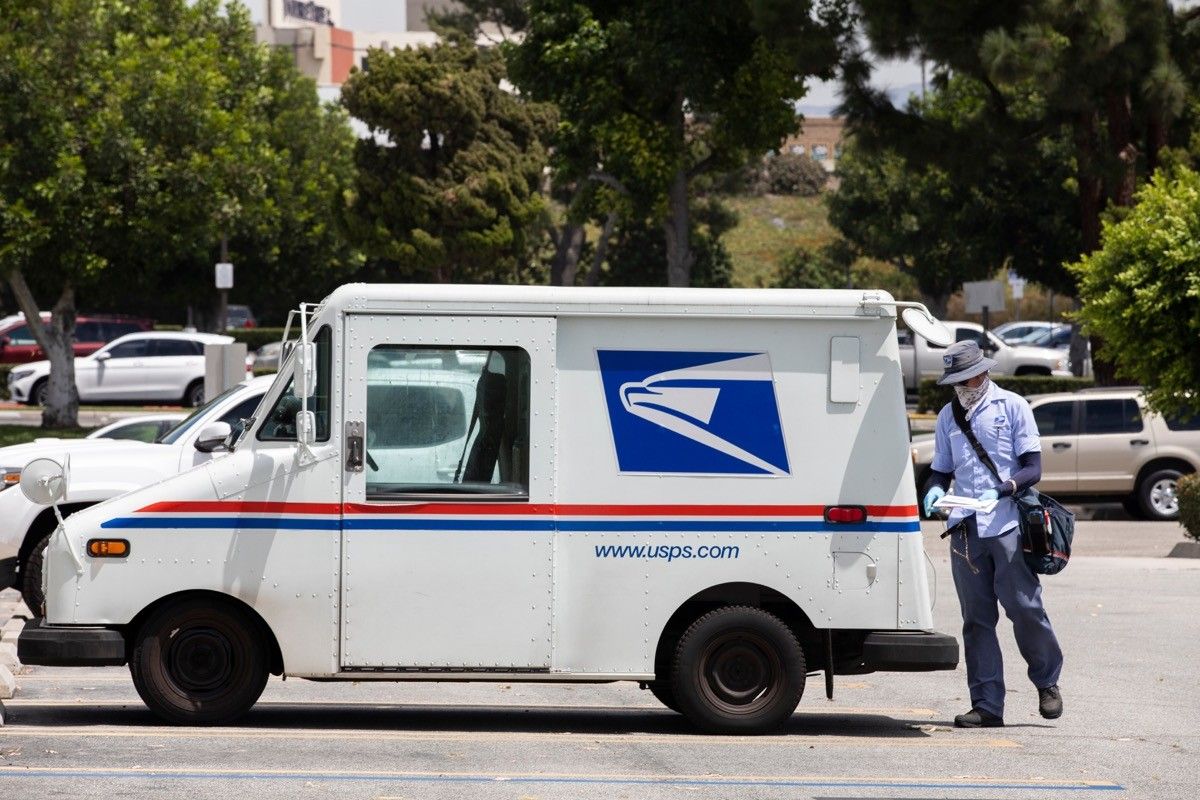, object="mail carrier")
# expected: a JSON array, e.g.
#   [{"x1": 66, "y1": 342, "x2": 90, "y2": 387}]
[{"x1": 20, "y1": 285, "x2": 958, "y2": 733}]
